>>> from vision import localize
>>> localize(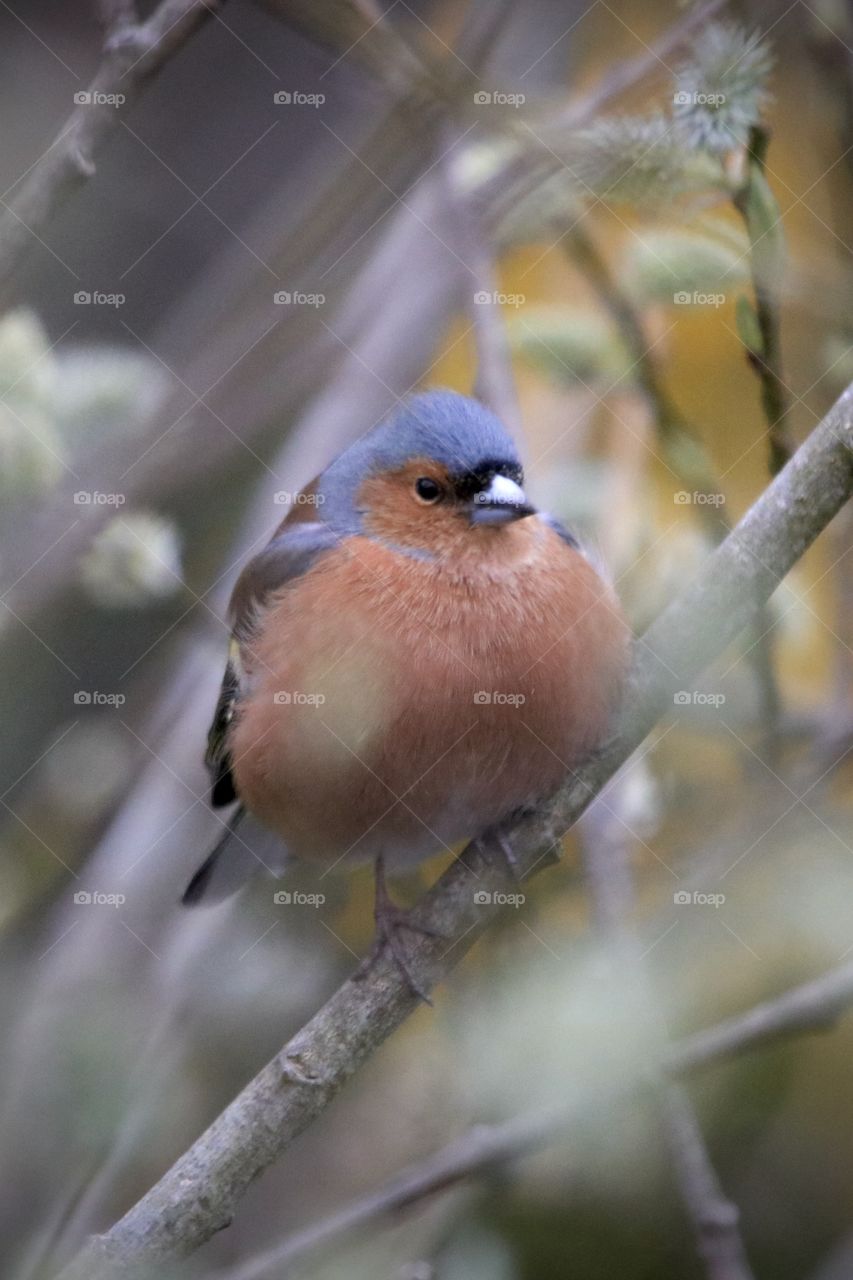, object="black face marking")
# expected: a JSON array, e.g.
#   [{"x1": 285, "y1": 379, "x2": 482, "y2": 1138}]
[{"x1": 450, "y1": 458, "x2": 524, "y2": 501}]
